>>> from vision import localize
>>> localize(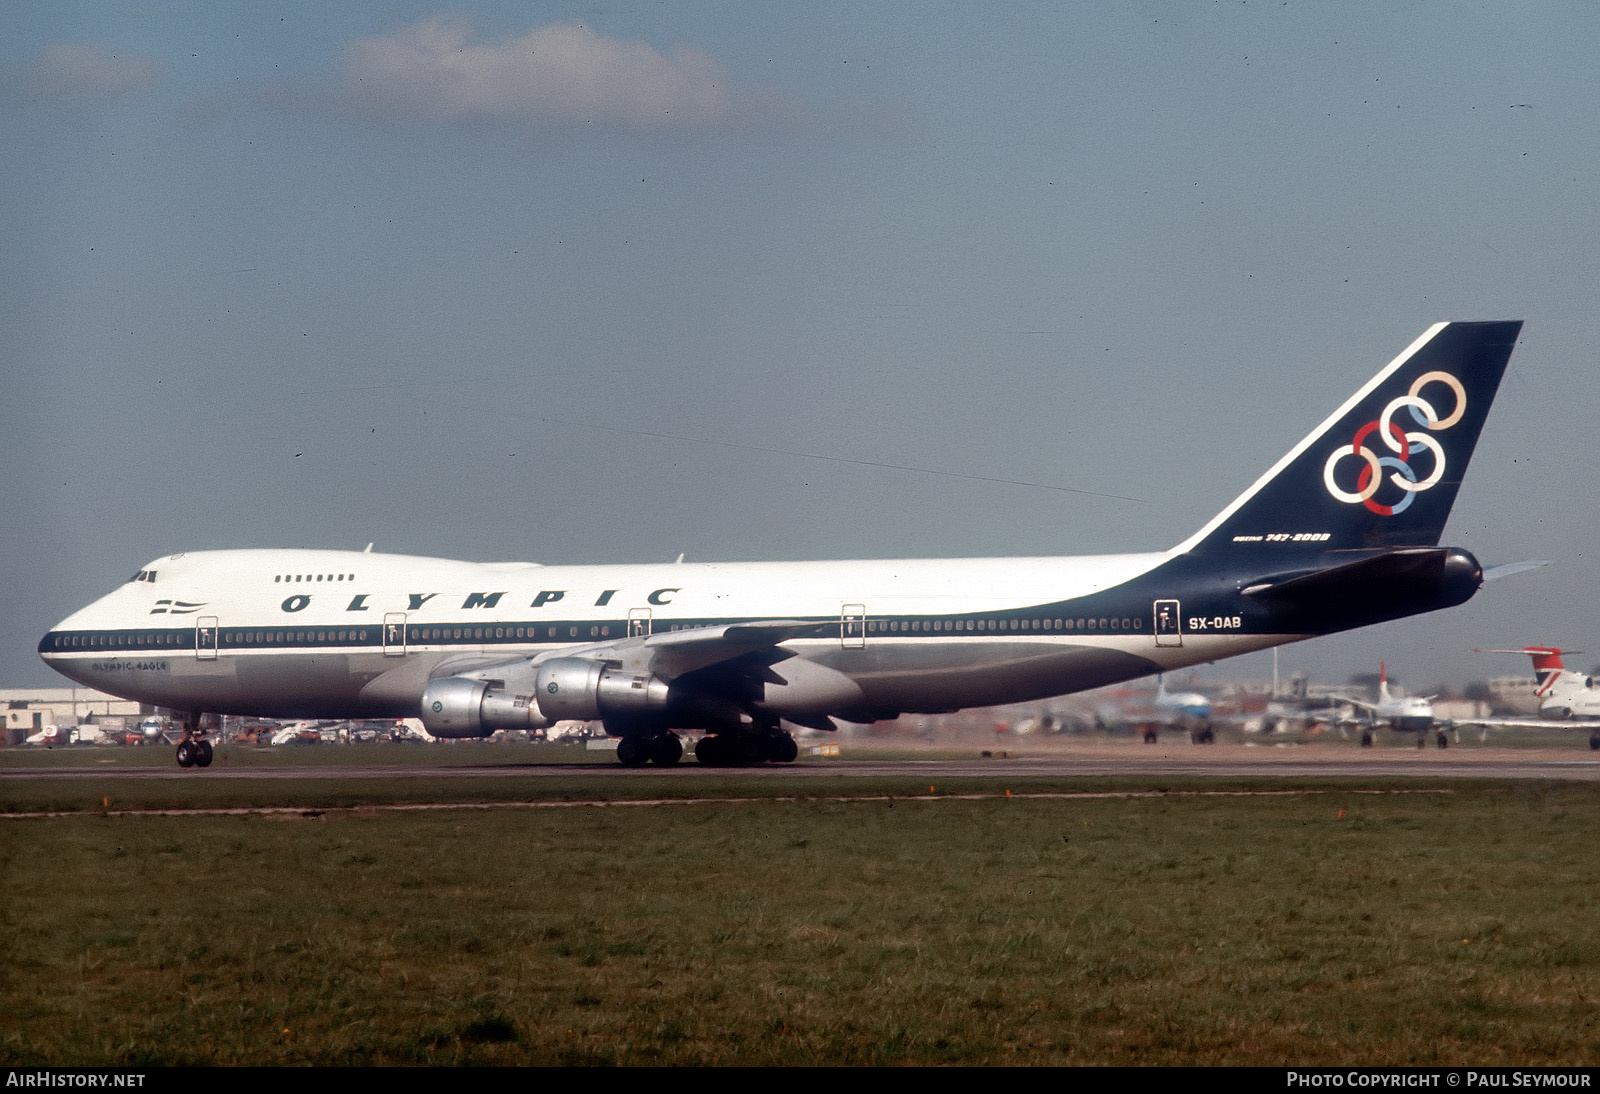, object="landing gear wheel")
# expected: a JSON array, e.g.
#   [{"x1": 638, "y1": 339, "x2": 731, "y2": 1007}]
[
  {"x1": 694, "y1": 732, "x2": 768, "y2": 765},
  {"x1": 650, "y1": 733, "x2": 683, "y2": 766},
  {"x1": 1142, "y1": 726, "x2": 1158, "y2": 744},
  {"x1": 734, "y1": 733, "x2": 764, "y2": 765},
  {"x1": 615, "y1": 736, "x2": 650, "y2": 767},
  {"x1": 764, "y1": 732, "x2": 798, "y2": 763},
  {"x1": 175, "y1": 740, "x2": 197, "y2": 768},
  {"x1": 695, "y1": 734, "x2": 727, "y2": 766},
  {"x1": 1435, "y1": 731, "x2": 1448, "y2": 750},
  {"x1": 1590, "y1": 734, "x2": 1599, "y2": 751},
  {"x1": 194, "y1": 740, "x2": 214, "y2": 767},
  {"x1": 1359, "y1": 731, "x2": 1374, "y2": 748}
]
